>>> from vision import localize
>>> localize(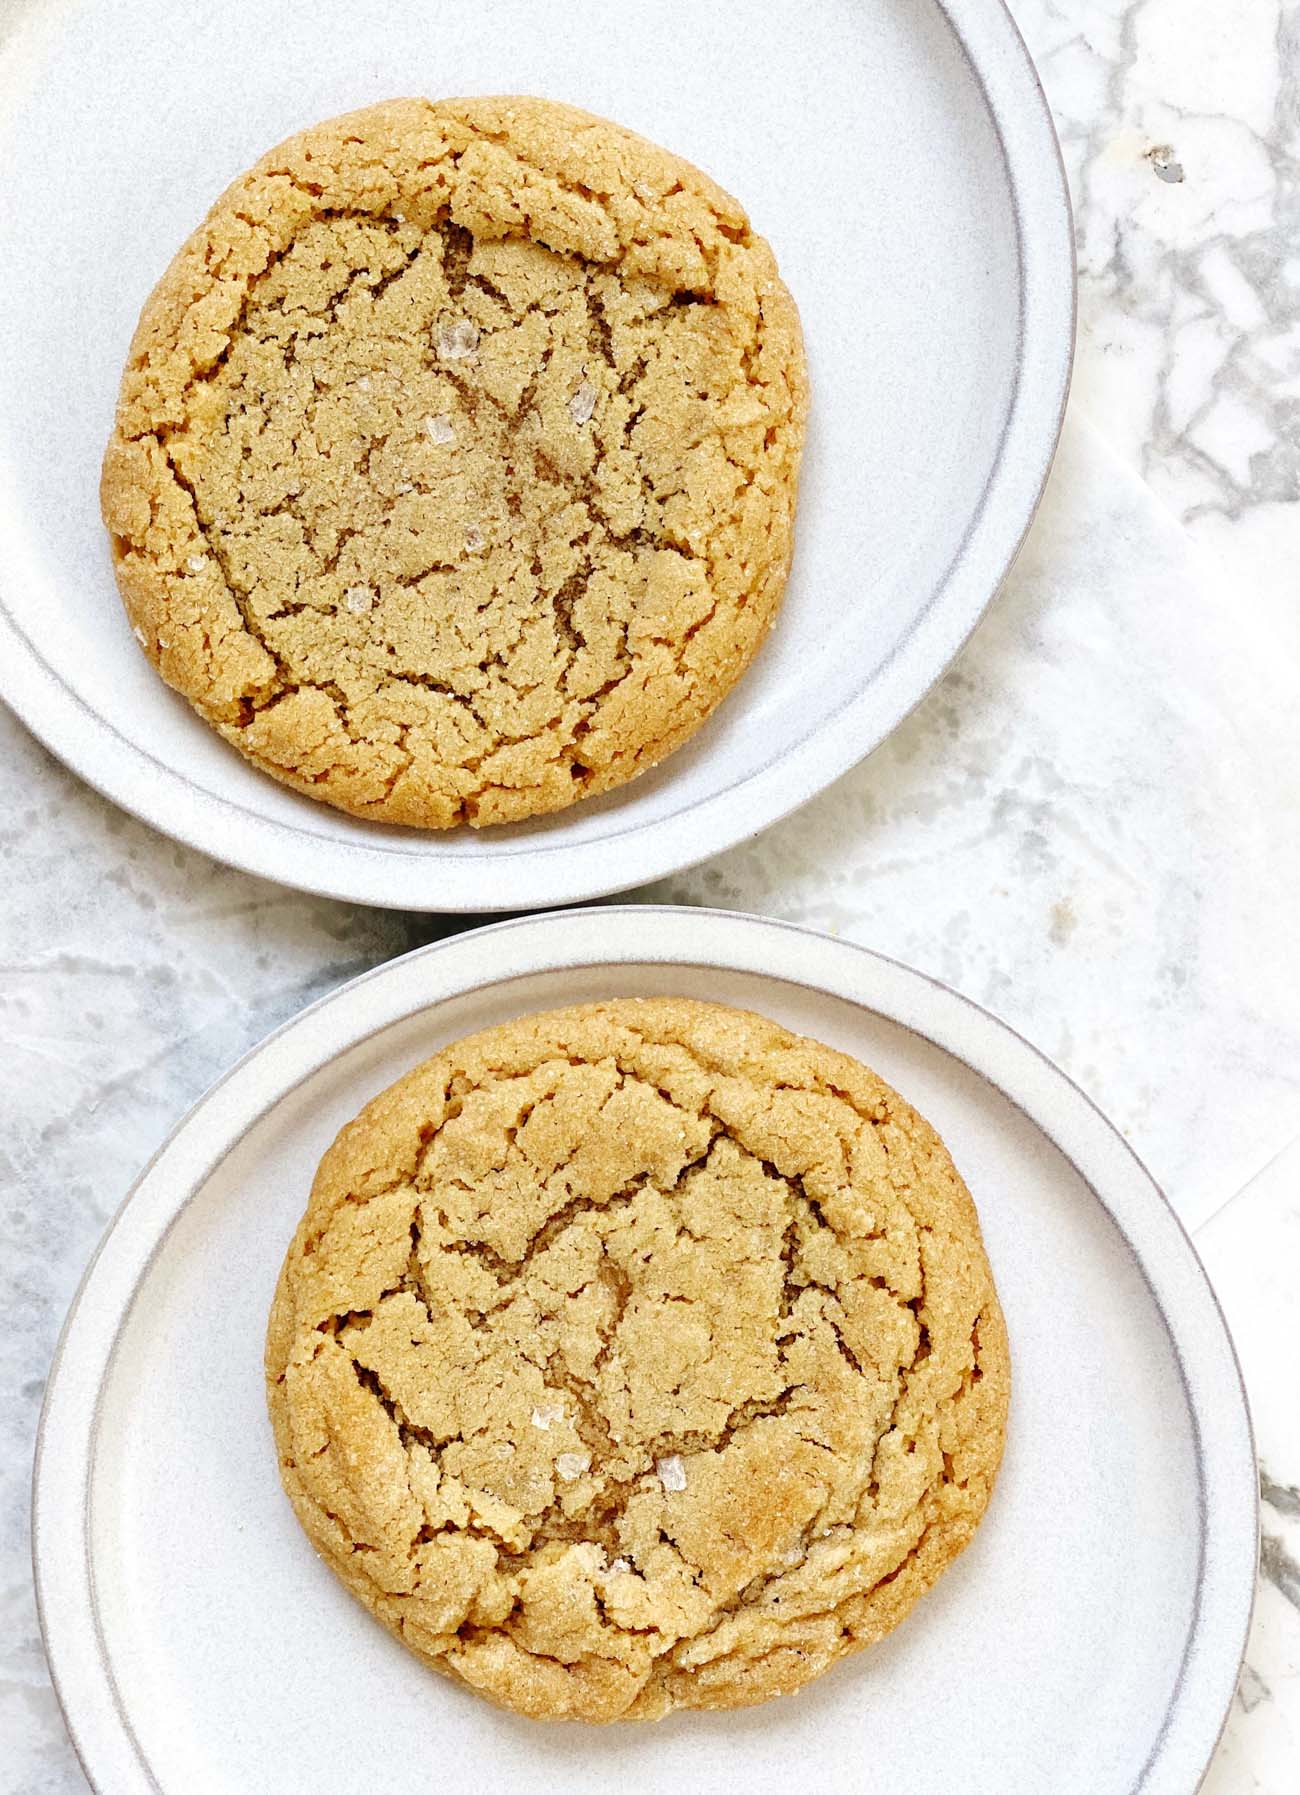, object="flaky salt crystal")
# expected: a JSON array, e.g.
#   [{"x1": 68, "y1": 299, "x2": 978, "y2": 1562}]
[
  {"x1": 531, "y1": 1401, "x2": 566, "y2": 1431},
  {"x1": 568, "y1": 376, "x2": 597, "y2": 425},
  {"x1": 556, "y1": 1451, "x2": 590, "y2": 1483},
  {"x1": 186, "y1": 554, "x2": 208, "y2": 573},
  {"x1": 655, "y1": 1455, "x2": 686, "y2": 1493},
  {"x1": 344, "y1": 585, "x2": 373, "y2": 614},
  {"x1": 437, "y1": 317, "x2": 479, "y2": 360},
  {"x1": 424, "y1": 413, "x2": 455, "y2": 445},
  {"x1": 464, "y1": 525, "x2": 485, "y2": 553}
]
